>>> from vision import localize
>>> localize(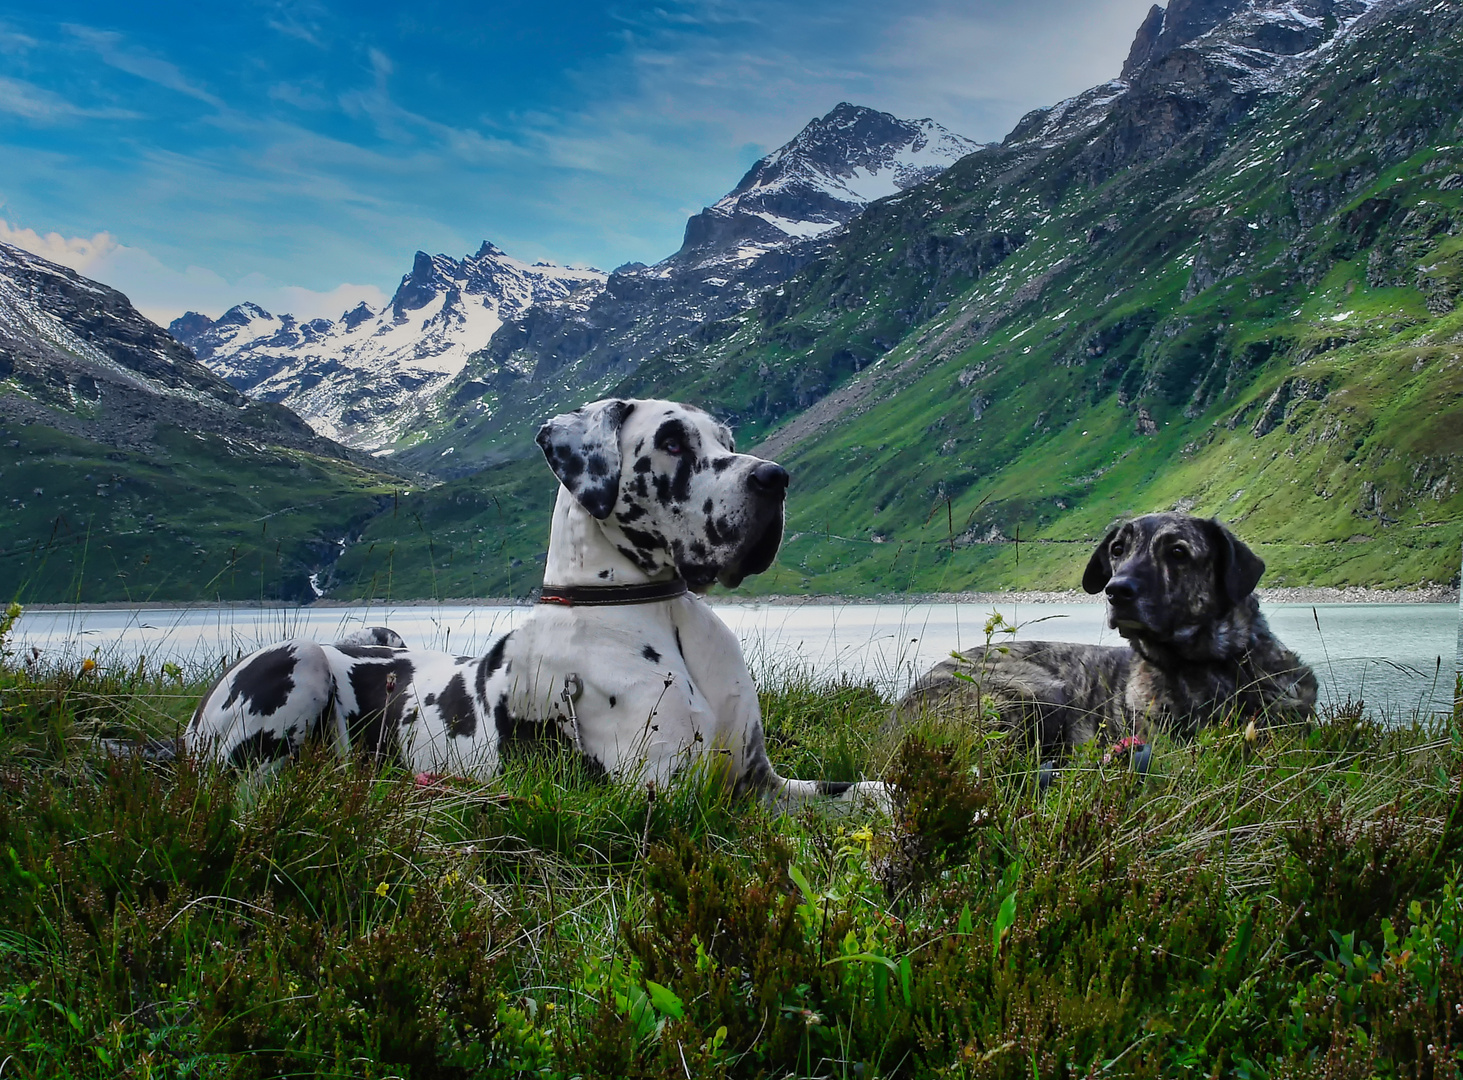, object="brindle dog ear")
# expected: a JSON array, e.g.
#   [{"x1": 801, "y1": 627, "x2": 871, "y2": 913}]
[
  {"x1": 536, "y1": 399, "x2": 636, "y2": 520},
  {"x1": 1082, "y1": 523, "x2": 1122, "y2": 594},
  {"x1": 1206, "y1": 518, "x2": 1265, "y2": 606}
]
